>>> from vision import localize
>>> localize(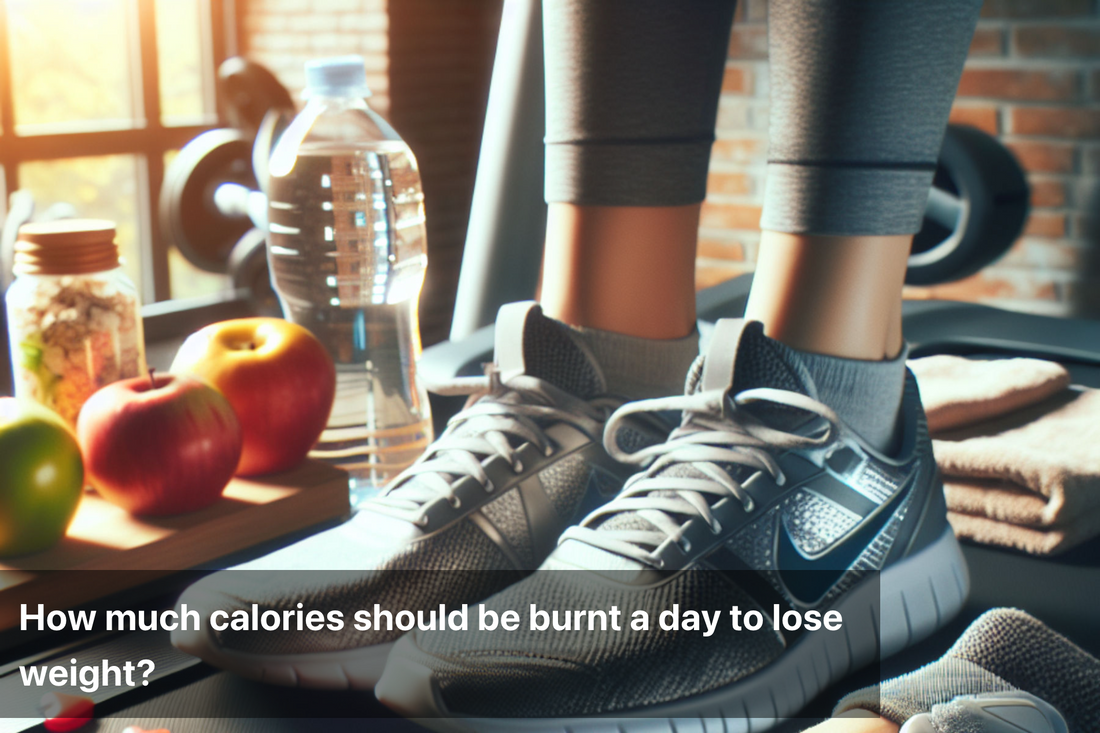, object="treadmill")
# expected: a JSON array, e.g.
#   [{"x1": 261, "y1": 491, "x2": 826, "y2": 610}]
[{"x1": 2, "y1": 1, "x2": 1097, "y2": 729}]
